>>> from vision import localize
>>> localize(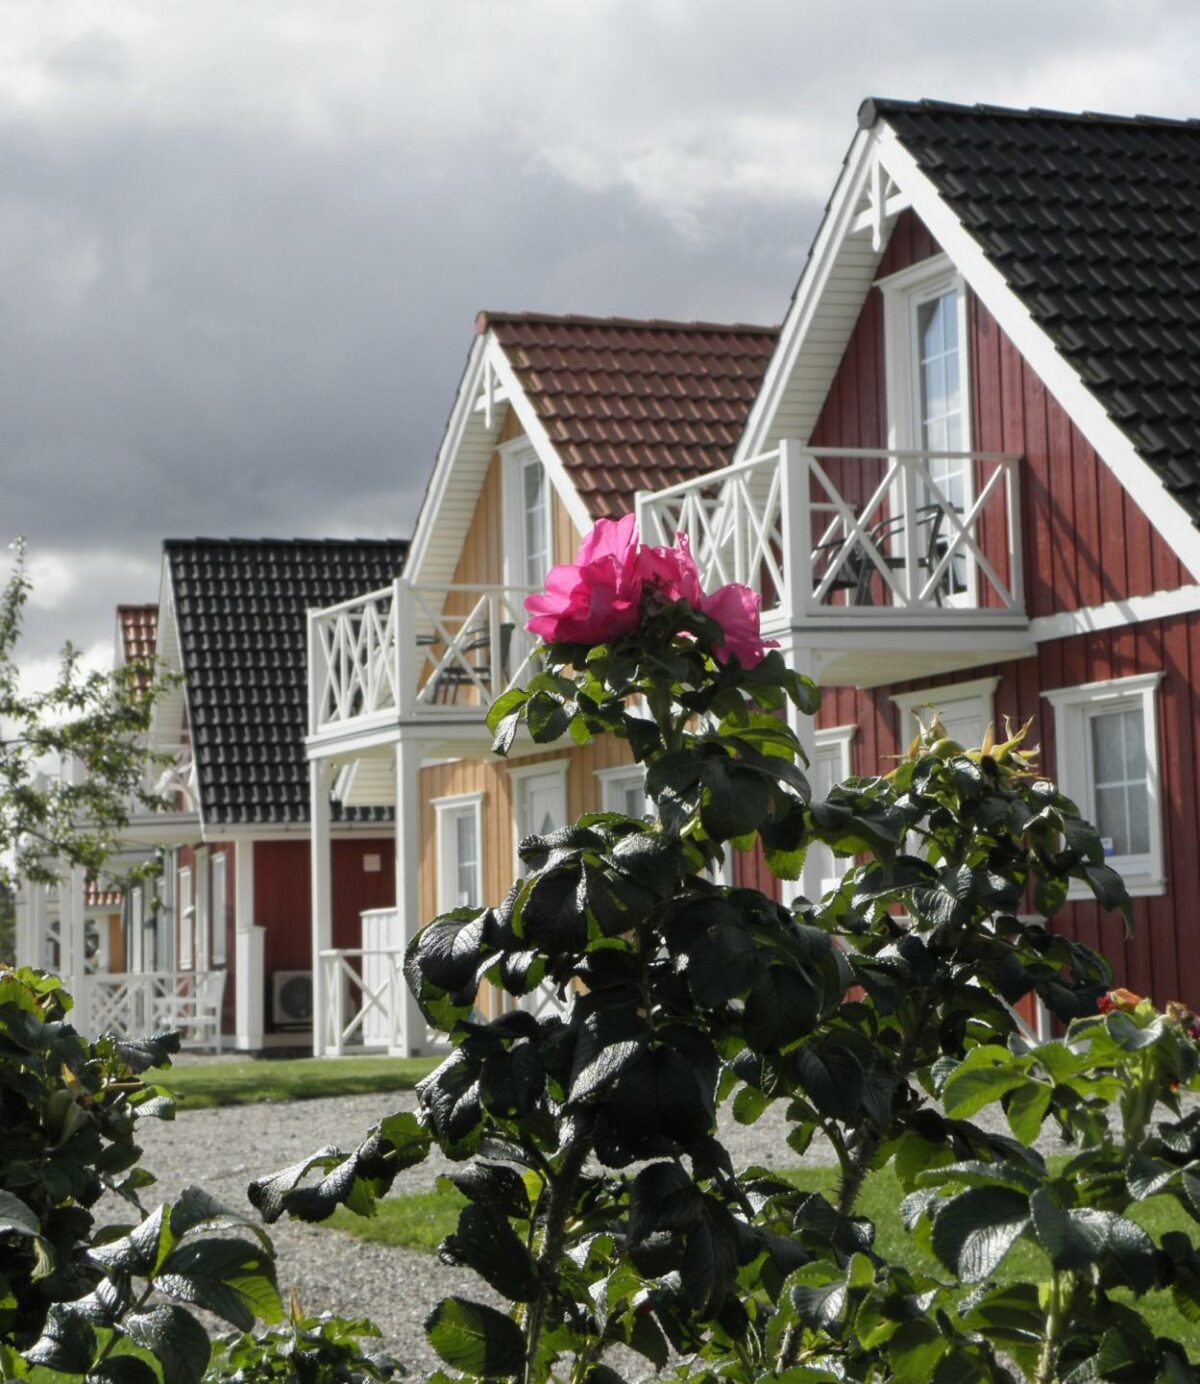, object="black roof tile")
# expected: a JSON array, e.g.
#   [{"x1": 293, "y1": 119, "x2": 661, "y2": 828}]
[
  {"x1": 165, "y1": 538, "x2": 408, "y2": 827},
  {"x1": 863, "y1": 98, "x2": 1200, "y2": 521}
]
